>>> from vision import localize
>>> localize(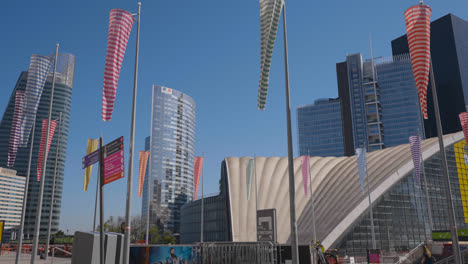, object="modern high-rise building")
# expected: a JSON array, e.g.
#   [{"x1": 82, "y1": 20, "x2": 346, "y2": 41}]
[
  {"x1": 143, "y1": 85, "x2": 196, "y2": 236},
  {"x1": 0, "y1": 53, "x2": 75, "y2": 238},
  {"x1": 298, "y1": 53, "x2": 422, "y2": 157},
  {"x1": 337, "y1": 53, "x2": 423, "y2": 154},
  {"x1": 0, "y1": 168, "x2": 26, "y2": 231},
  {"x1": 392, "y1": 14, "x2": 468, "y2": 139},
  {"x1": 297, "y1": 98, "x2": 344, "y2": 157}
]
